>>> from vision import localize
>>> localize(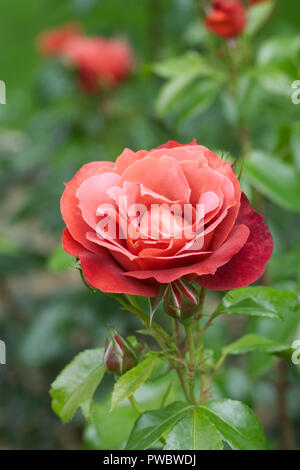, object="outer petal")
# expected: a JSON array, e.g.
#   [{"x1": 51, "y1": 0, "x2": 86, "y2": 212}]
[
  {"x1": 196, "y1": 194, "x2": 273, "y2": 290},
  {"x1": 60, "y1": 161, "x2": 114, "y2": 254},
  {"x1": 76, "y1": 172, "x2": 120, "y2": 229},
  {"x1": 115, "y1": 148, "x2": 148, "y2": 174},
  {"x1": 62, "y1": 228, "x2": 158, "y2": 297}
]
